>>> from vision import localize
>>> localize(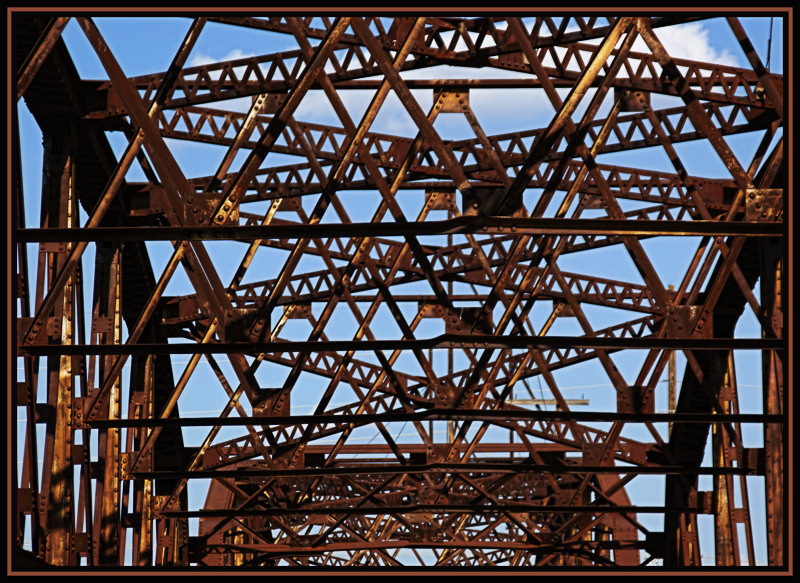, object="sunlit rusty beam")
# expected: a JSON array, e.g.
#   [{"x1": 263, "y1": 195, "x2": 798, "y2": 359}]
[
  {"x1": 156, "y1": 99, "x2": 770, "y2": 176},
  {"x1": 36, "y1": 120, "x2": 77, "y2": 566},
  {"x1": 212, "y1": 271, "x2": 669, "y2": 315},
  {"x1": 487, "y1": 41, "x2": 776, "y2": 109},
  {"x1": 636, "y1": 20, "x2": 755, "y2": 195},
  {"x1": 204, "y1": 15, "x2": 683, "y2": 55},
  {"x1": 110, "y1": 22, "x2": 773, "y2": 111},
  {"x1": 75, "y1": 16, "x2": 282, "y2": 415}
]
